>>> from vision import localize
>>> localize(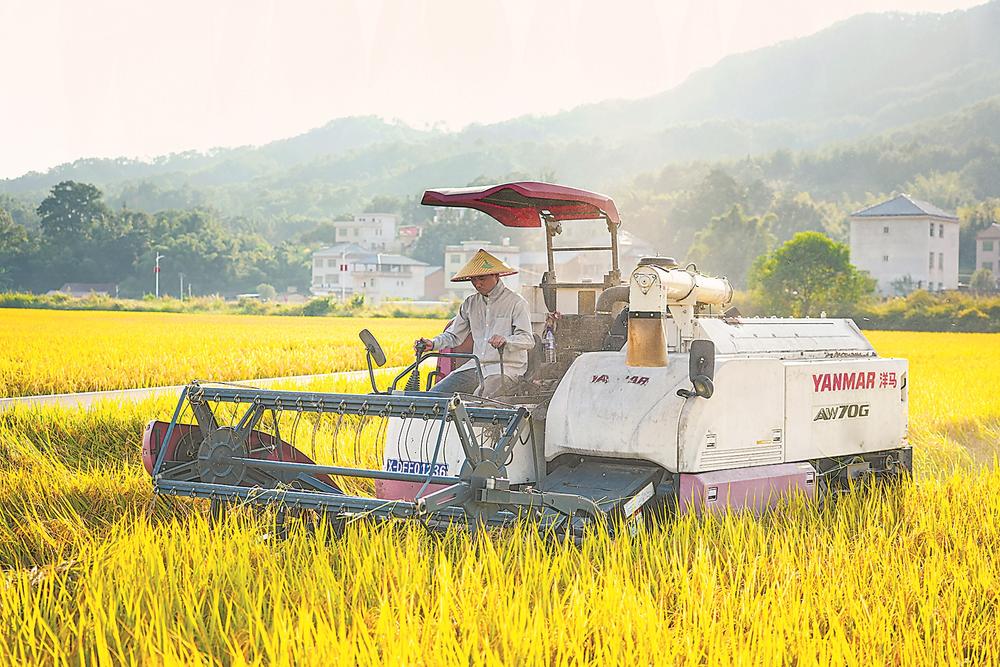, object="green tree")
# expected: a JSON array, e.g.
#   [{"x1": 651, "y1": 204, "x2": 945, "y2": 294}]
[
  {"x1": 256, "y1": 283, "x2": 277, "y2": 300},
  {"x1": 766, "y1": 191, "x2": 841, "y2": 242},
  {"x1": 688, "y1": 205, "x2": 775, "y2": 288},
  {"x1": 0, "y1": 210, "x2": 35, "y2": 289},
  {"x1": 0, "y1": 194, "x2": 41, "y2": 228},
  {"x1": 34, "y1": 182, "x2": 121, "y2": 287},
  {"x1": 904, "y1": 171, "x2": 972, "y2": 212},
  {"x1": 37, "y1": 181, "x2": 109, "y2": 241},
  {"x1": 889, "y1": 274, "x2": 918, "y2": 297},
  {"x1": 750, "y1": 231, "x2": 875, "y2": 317},
  {"x1": 663, "y1": 169, "x2": 746, "y2": 254},
  {"x1": 969, "y1": 268, "x2": 996, "y2": 293}
]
